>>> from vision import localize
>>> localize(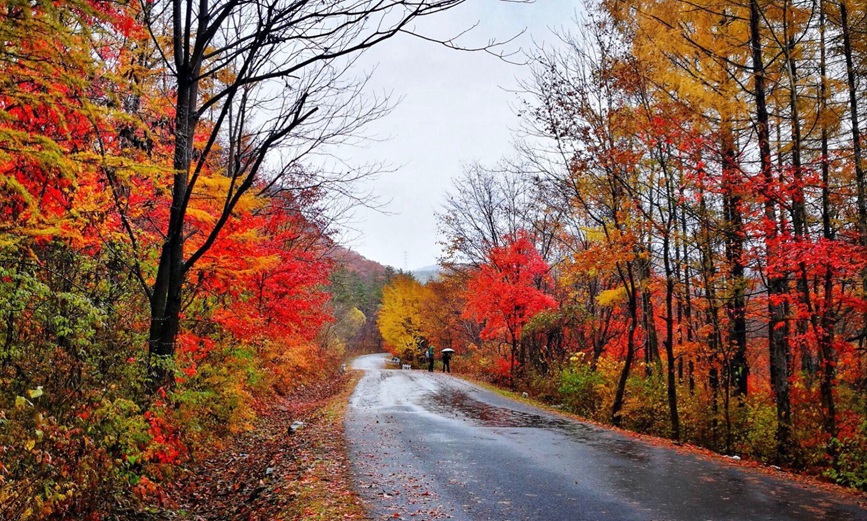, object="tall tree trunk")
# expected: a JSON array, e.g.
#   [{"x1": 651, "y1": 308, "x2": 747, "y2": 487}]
[
  {"x1": 147, "y1": 4, "x2": 203, "y2": 390},
  {"x1": 662, "y1": 228, "x2": 680, "y2": 440},
  {"x1": 612, "y1": 265, "x2": 638, "y2": 426},
  {"x1": 750, "y1": 0, "x2": 792, "y2": 459},
  {"x1": 148, "y1": 82, "x2": 194, "y2": 389},
  {"x1": 838, "y1": 0, "x2": 866, "y2": 245},
  {"x1": 681, "y1": 190, "x2": 695, "y2": 395},
  {"x1": 700, "y1": 188, "x2": 725, "y2": 449},
  {"x1": 782, "y1": 1, "x2": 814, "y2": 378},
  {"x1": 817, "y1": 0, "x2": 839, "y2": 461},
  {"x1": 638, "y1": 251, "x2": 661, "y2": 374},
  {"x1": 721, "y1": 124, "x2": 748, "y2": 398},
  {"x1": 838, "y1": 0, "x2": 867, "y2": 349},
  {"x1": 510, "y1": 327, "x2": 518, "y2": 390}
]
